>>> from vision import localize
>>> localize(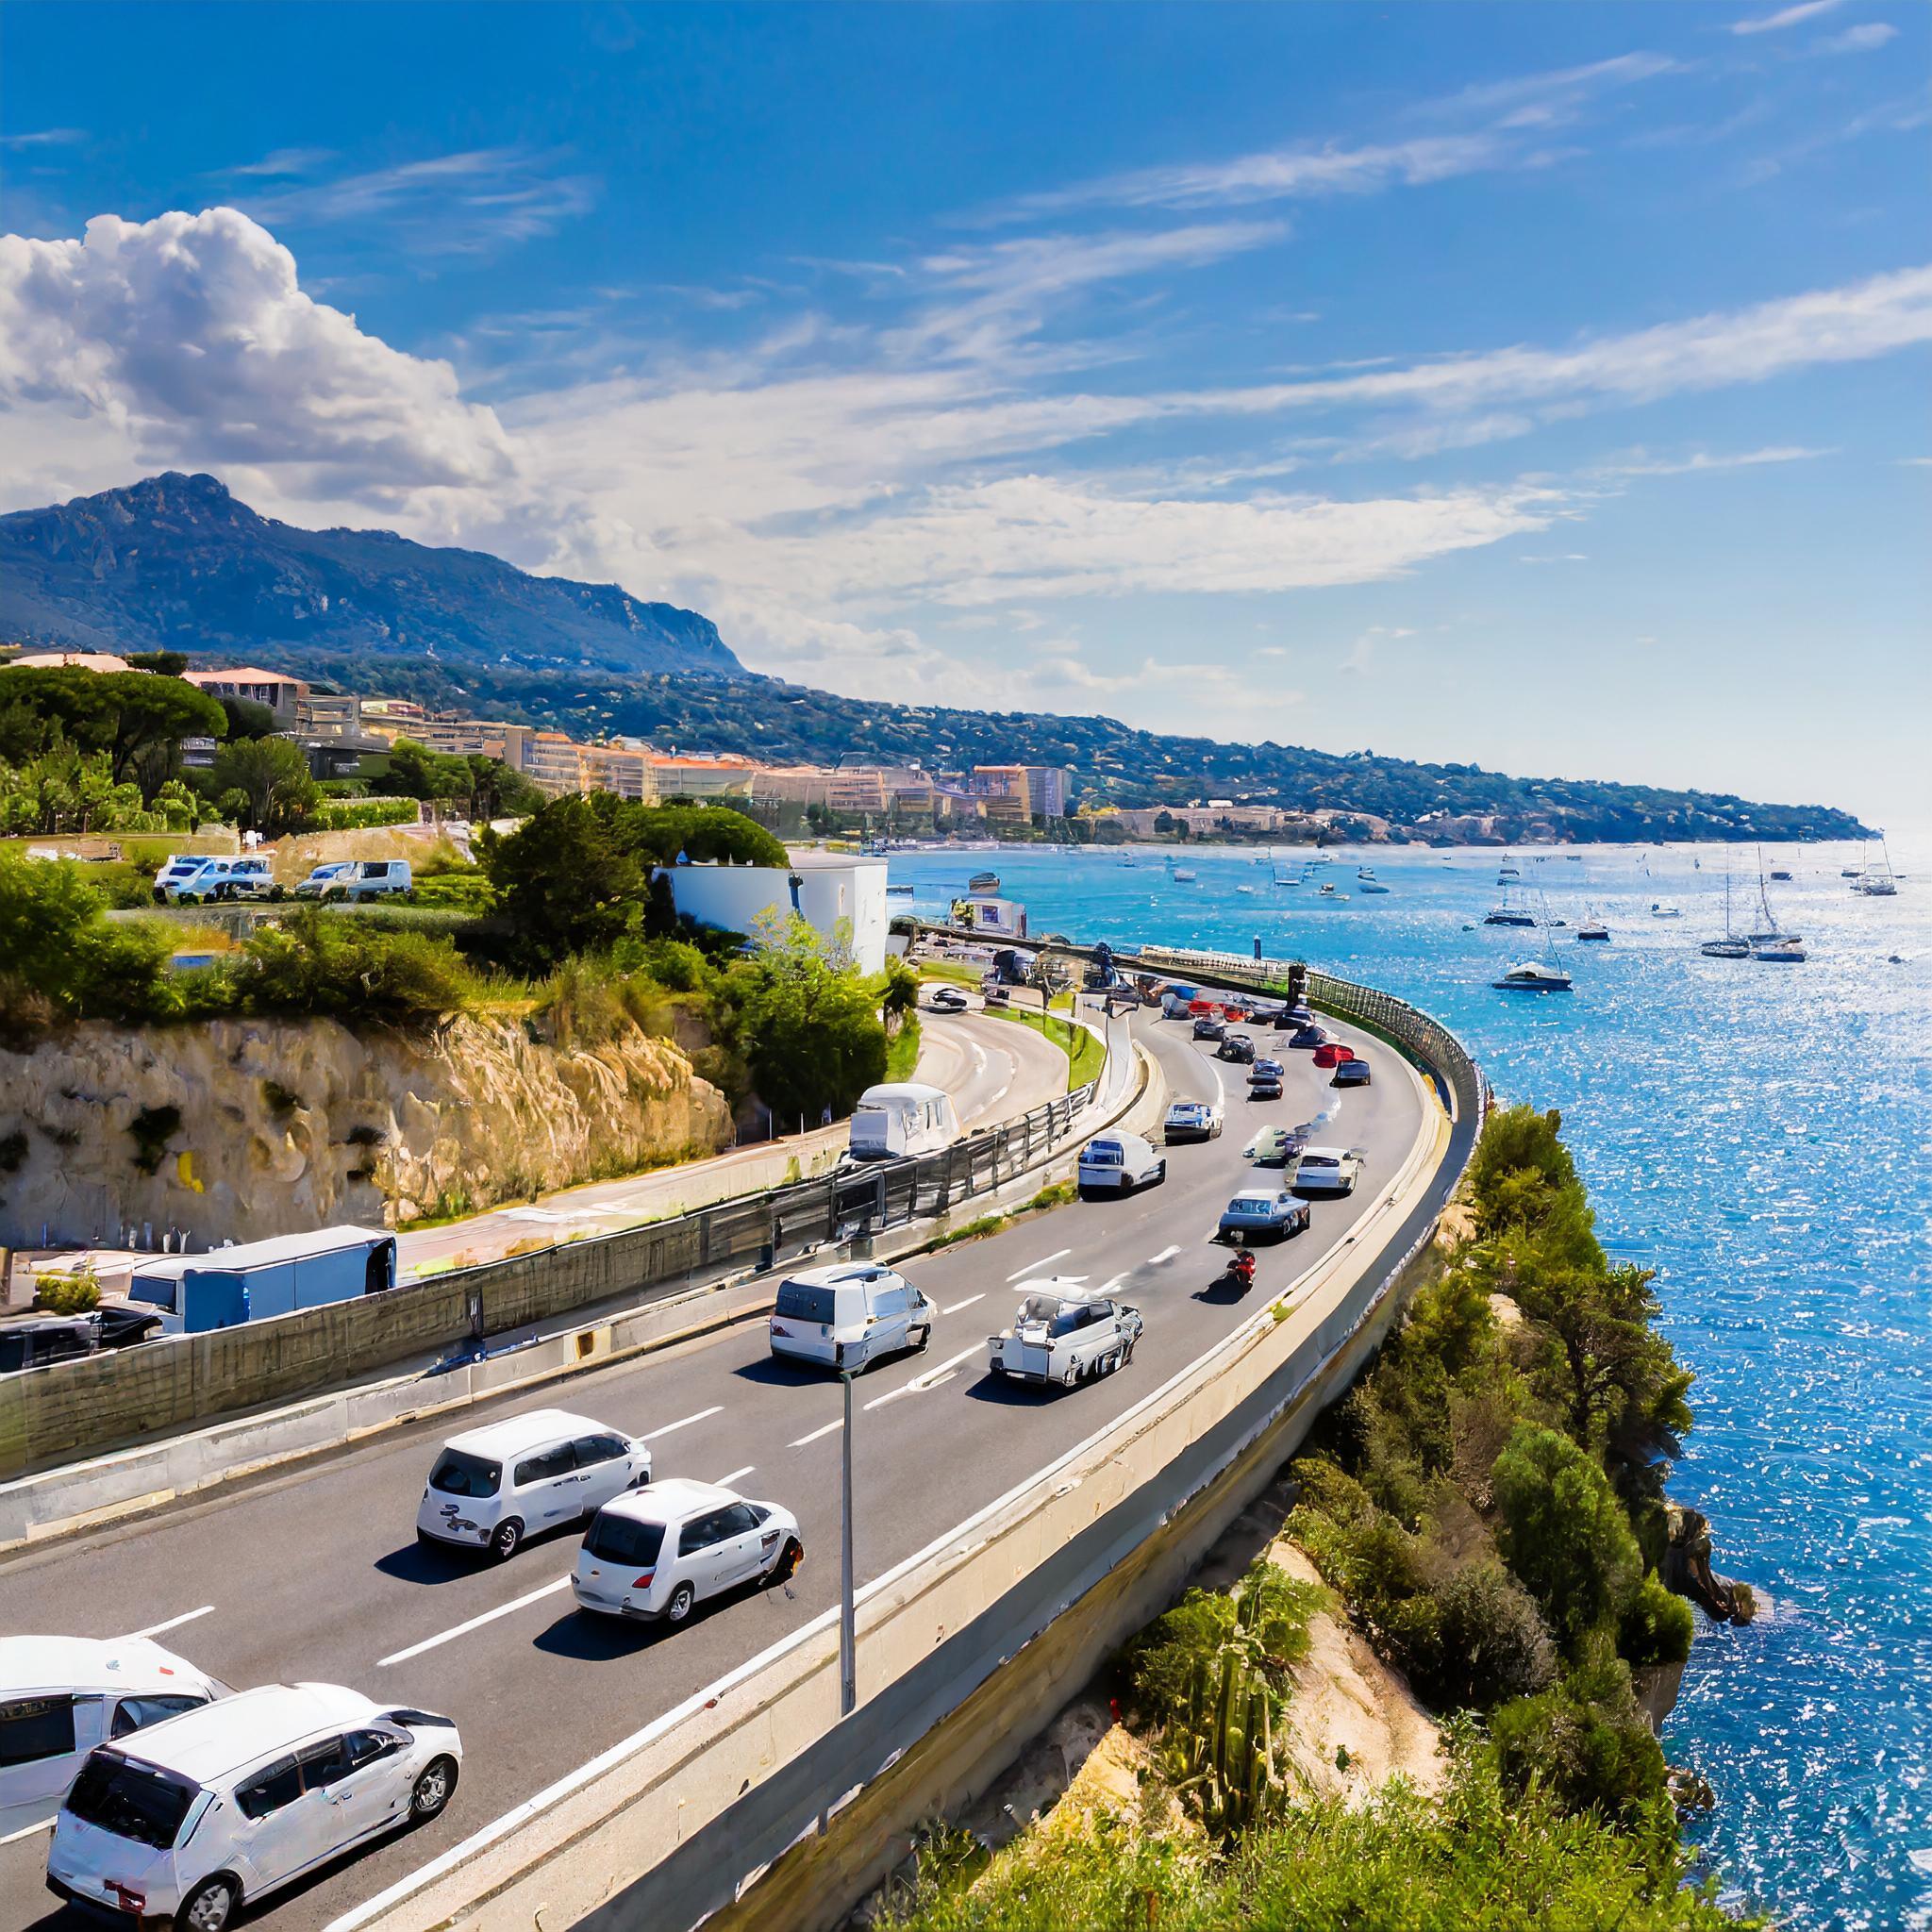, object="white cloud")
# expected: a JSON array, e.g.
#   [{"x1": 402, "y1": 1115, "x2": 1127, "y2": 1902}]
[
  {"x1": 225, "y1": 148, "x2": 340, "y2": 179},
  {"x1": 0, "y1": 127, "x2": 88, "y2": 150},
  {"x1": 1424, "y1": 53, "x2": 1682, "y2": 117},
  {"x1": 1731, "y1": 0, "x2": 1843, "y2": 31},
  {"x1": 1591, "y1": 443, "x2": 1834, "y2": 475},
  {"x1": 1817, "y1": 22, "x2": 1898, "y2": 51},
  {"x1": 0, "y1": 208, "x2": 515, "y2": 497}
]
